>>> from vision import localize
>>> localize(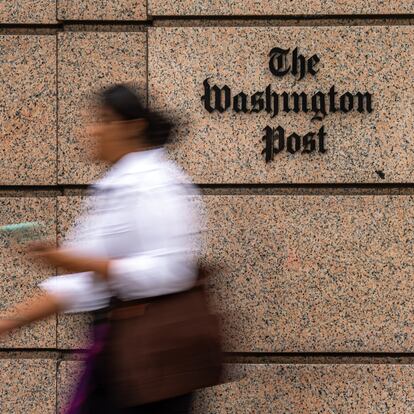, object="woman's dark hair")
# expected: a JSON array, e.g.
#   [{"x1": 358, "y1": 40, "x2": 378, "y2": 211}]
[{"x1": 99, "y1": 84, "x2": 174, "y2": 147}]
